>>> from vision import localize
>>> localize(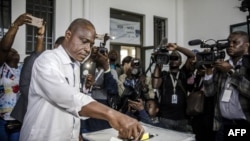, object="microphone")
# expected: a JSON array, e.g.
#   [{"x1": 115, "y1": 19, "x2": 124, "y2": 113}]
[{"x1": 188, "y1": 39, "x2": 204, "y2": 46}]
